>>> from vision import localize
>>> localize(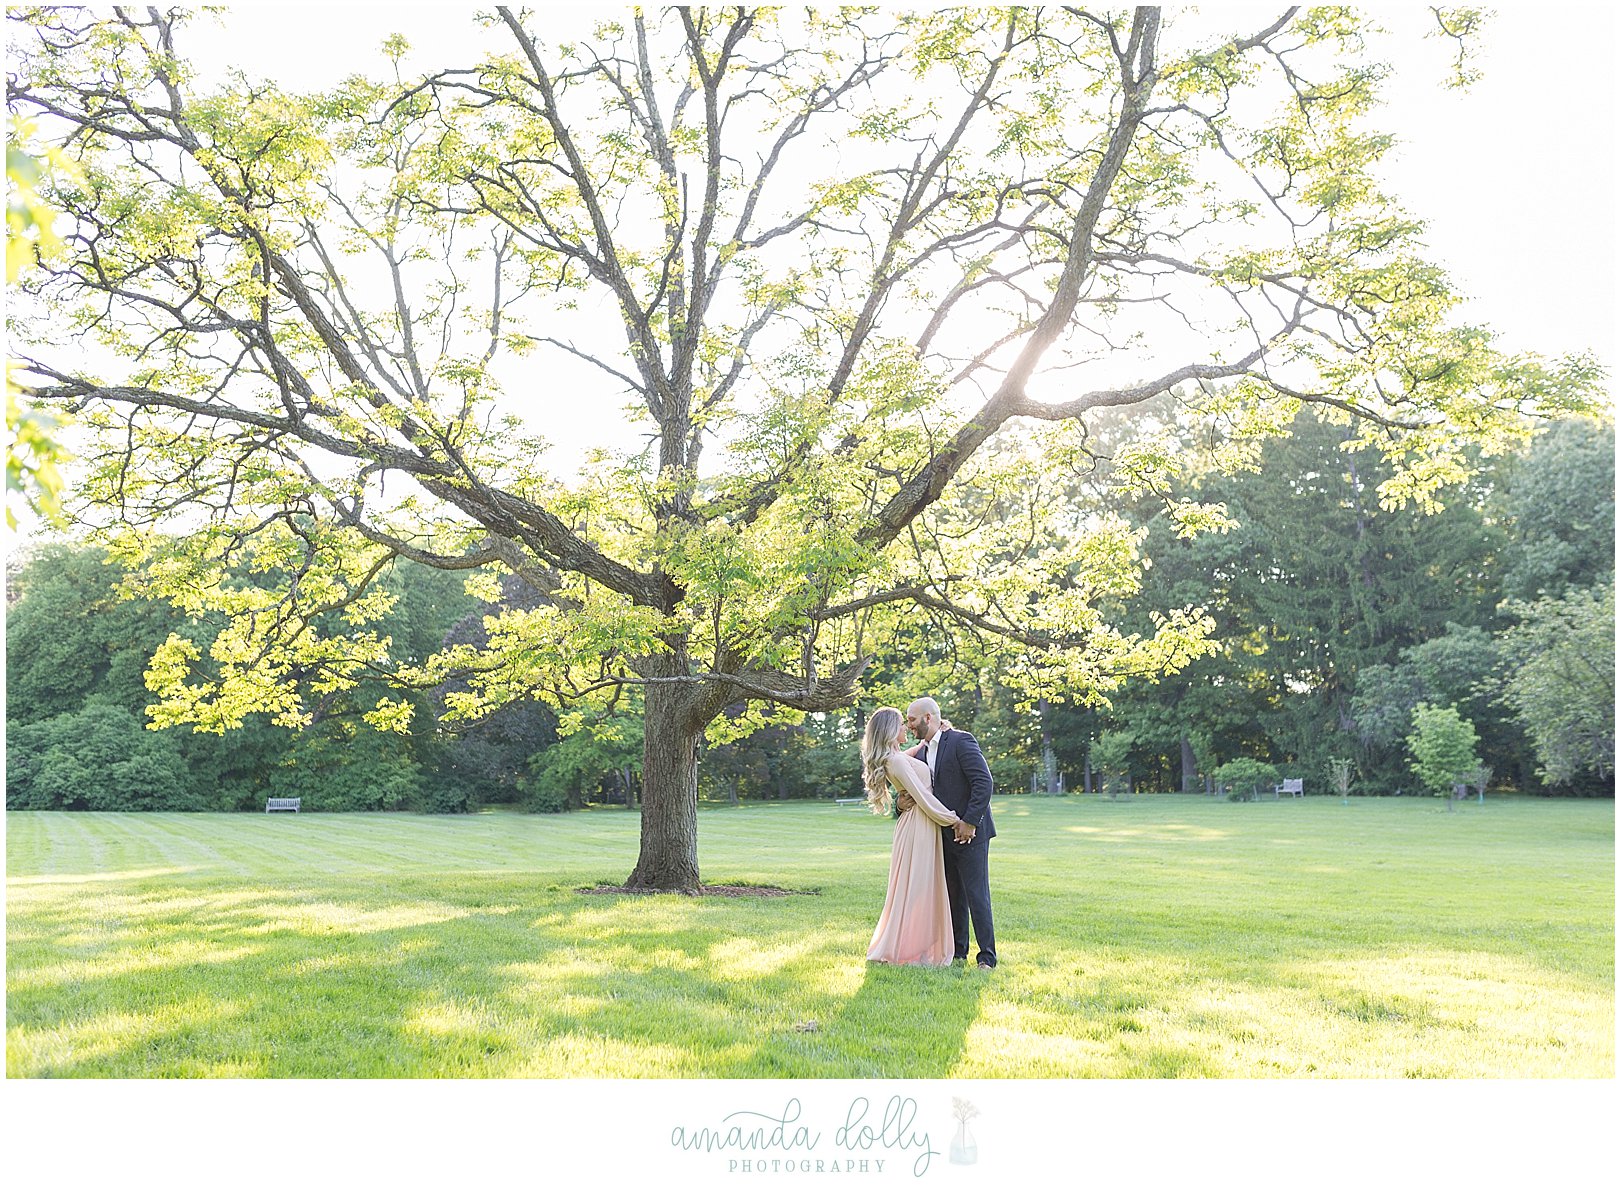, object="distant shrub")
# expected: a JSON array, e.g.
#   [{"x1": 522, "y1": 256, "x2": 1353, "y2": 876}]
[
  {"x1": 419, "y1": 780, "x2": 472, "y2": 814},
  {"x1": 1217, "y1": 758, "x2": 1280, "y2": 802},
  {"x1": 263, "y1": 726, "x2": 423, "y2": 812},
  {"x1": 524, "y1": 784, "x2": 569, "y2": 814},
  {"x1": 1091, "y1": 730, "x2": 1136, "y2": 796},
  {"x1": 1406, "y1": 703, "x2": 1481, "y2": 811},
  {"x1": 6, "y1": 704, "x2": 197, "y2": 810},
  {"x1": 90, "y1": 752, "x2": 202, "y2": 812}
]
